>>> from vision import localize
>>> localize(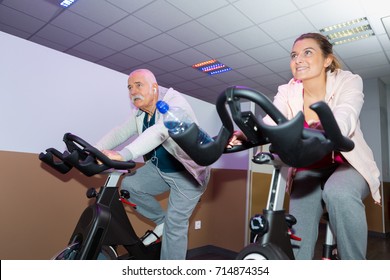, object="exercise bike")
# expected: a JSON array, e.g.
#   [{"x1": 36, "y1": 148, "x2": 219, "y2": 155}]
[
  {"x1": 168, "y1": 86, "x2": 354, "y2": 260},
  {"x1": 39, "y1": 133, "x2": 161, "y2": 260}
]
